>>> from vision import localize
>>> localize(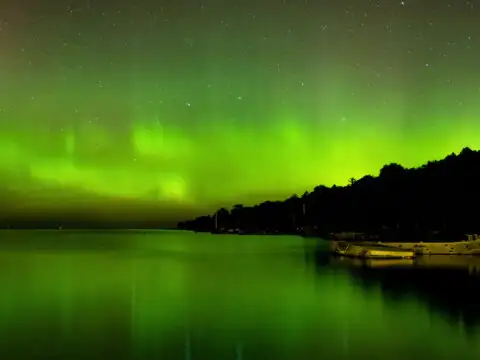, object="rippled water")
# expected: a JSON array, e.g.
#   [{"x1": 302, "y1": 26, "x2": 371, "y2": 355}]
[{"x1": 0, "y1": 230, "x2": 479, "y2": 359}]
